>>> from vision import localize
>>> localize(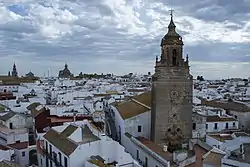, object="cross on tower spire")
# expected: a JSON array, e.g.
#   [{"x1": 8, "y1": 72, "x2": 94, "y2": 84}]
[{"x1": 169, "y1": 9, "x2": 174, "y2": 18}]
